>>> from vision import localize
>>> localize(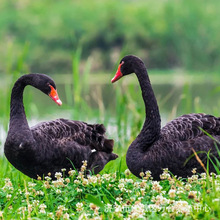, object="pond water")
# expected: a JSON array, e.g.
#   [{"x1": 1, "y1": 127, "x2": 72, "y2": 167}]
[{"x1": 33, "y1": 81, "x2": 220, "y2": 120}]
